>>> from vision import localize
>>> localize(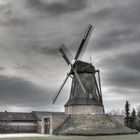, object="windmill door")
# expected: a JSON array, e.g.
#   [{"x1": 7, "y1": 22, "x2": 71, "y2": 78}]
[{"x1": 44, "y1": 118, "x2": 50, "y2": 134}]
